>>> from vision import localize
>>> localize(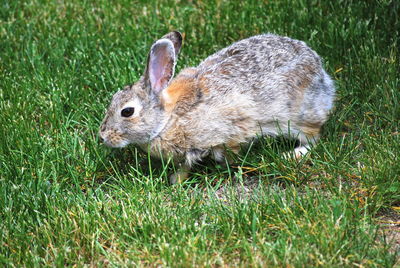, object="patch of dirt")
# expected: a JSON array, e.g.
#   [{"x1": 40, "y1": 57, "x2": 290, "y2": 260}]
[
  {"x1": 214, "y1": 175, "x2": 262, "y2": 201},
  {"x1": 376, "y1": 208, "x2": 400, "y2": 259}
]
